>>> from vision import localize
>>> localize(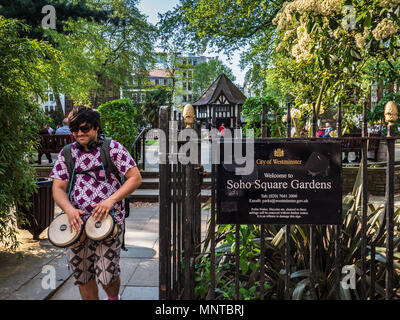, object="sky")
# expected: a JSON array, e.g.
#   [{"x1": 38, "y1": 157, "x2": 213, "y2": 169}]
[{"x1": 137, "y1": 0, "x2": 246, "y2": 86}]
